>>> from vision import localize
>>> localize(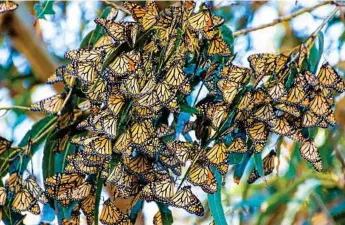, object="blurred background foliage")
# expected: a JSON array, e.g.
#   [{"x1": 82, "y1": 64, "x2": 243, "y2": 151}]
[{"x1": 1, "y1": 1, "x2": 345, "y2": 225}]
